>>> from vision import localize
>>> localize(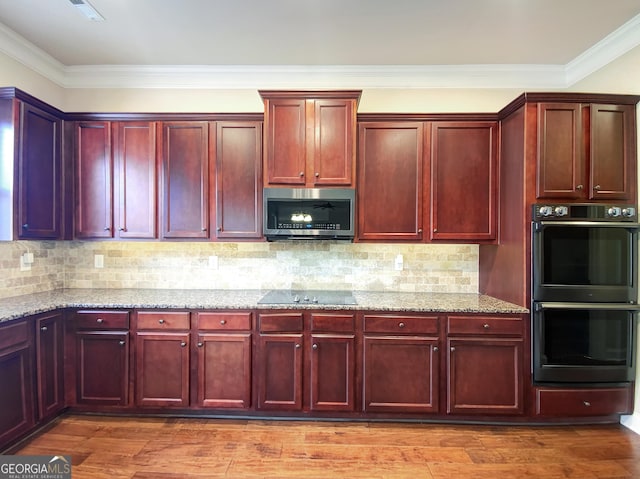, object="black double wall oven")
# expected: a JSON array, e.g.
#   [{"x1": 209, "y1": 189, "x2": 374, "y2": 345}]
[{"x1": 532, "y1": 204, "x2": 639, "y2": 384}]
